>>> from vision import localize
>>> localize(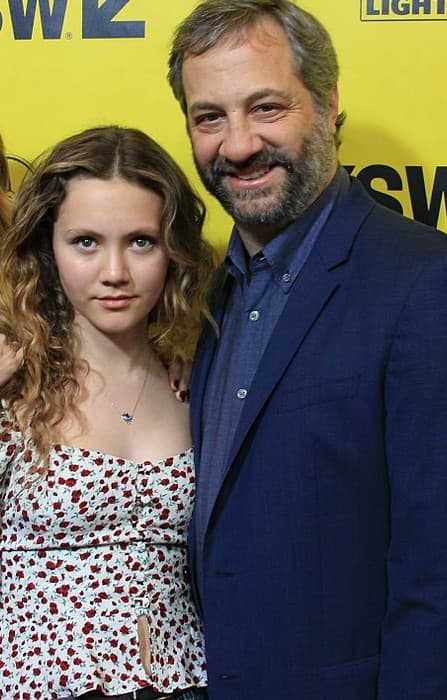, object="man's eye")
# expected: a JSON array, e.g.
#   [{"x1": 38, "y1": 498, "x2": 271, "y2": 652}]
[
  {"x1": 195, "y1": 113, "x2": 222, "y2": 126},
  {"x1": 255, "y1": 103, "x2": 281, "y2": 114}
]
